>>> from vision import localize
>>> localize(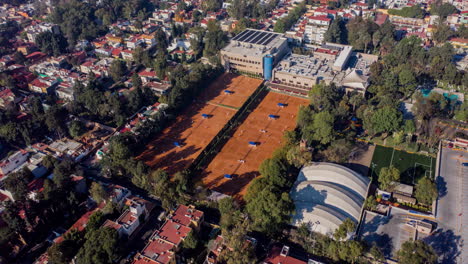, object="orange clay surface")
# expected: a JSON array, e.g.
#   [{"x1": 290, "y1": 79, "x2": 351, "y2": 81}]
[
  {"x1": 198, "y1": 73, "x2": 263, "y2": 109},
  {"x1": 137, "y1": 74, "x2": 262, "y2": 175},
  {"x1": 200, "y1": 91, "x2": 308, "y2": 199}
]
